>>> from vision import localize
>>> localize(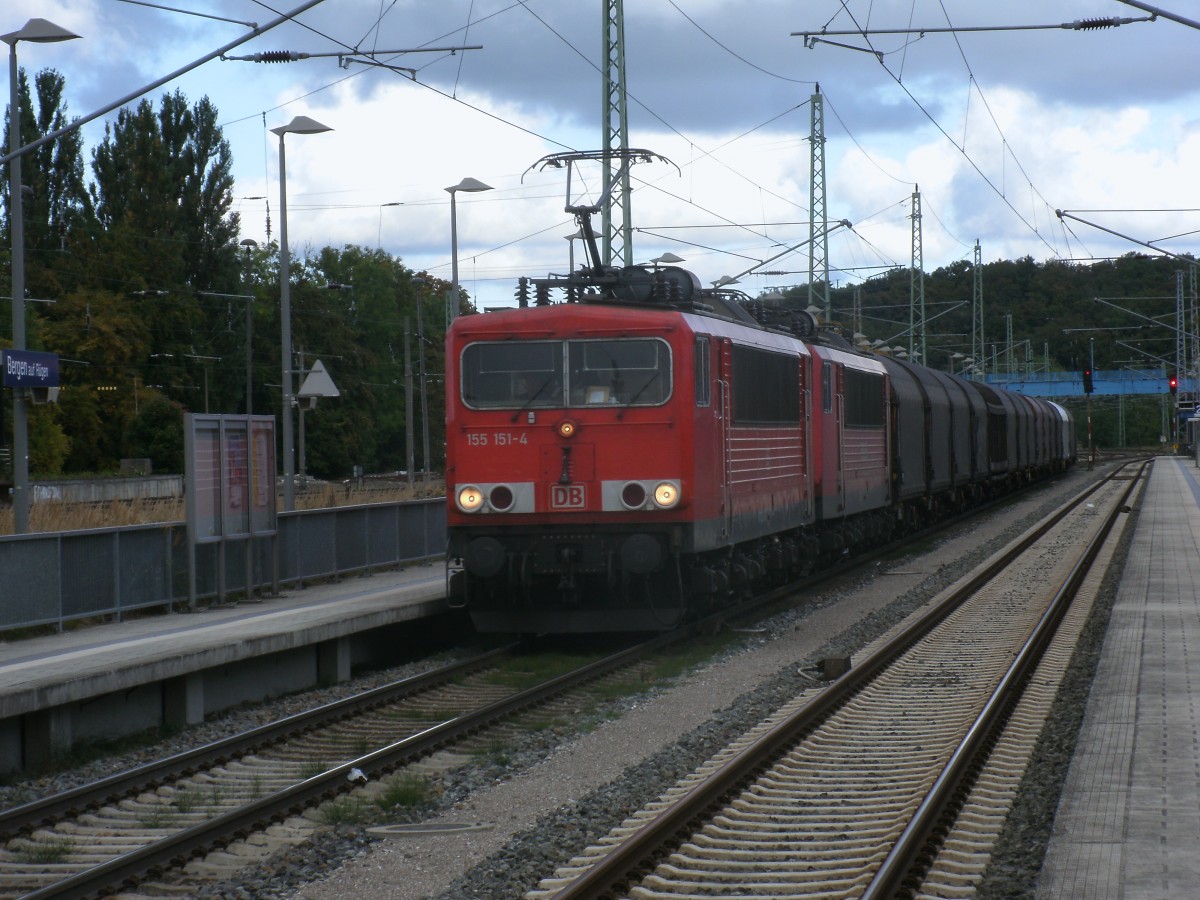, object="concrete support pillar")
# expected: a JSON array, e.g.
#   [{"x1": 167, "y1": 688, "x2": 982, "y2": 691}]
[
  {"x1": 23, "y1": 706, "x2": 73, "y2": 765},
  {"x1": 317, "y1": 636, "x2": 351, "y2": 685},
  {"x1": 0, "y1": 720, "x2": 24, "y2": 774},
  {"x1": 163, "y1": 672, "x2": 205, "y2": 729}
]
